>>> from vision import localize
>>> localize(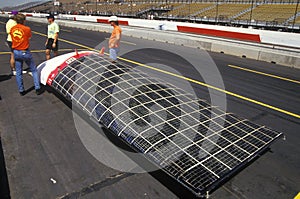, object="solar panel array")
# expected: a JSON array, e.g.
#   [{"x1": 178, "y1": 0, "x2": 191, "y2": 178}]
[{"x1": 51, "y1": 53, "x2": 283, "y2": 197}]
